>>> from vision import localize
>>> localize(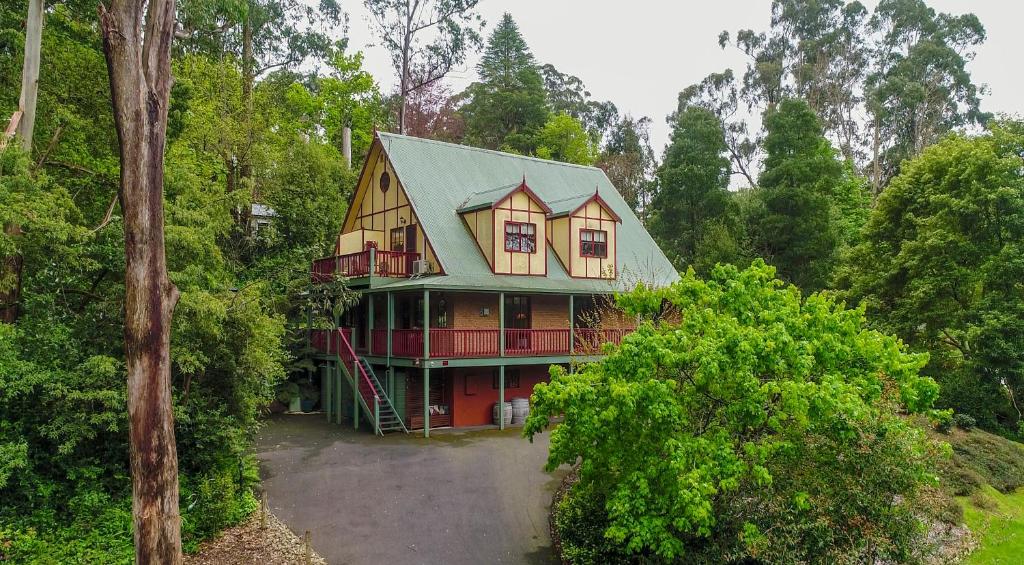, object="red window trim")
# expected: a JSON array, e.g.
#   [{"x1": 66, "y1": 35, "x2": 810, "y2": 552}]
[
  {"x1": 579, "y1": 228, "x2": 608, "y2": 258},
  {"x1": 503, "y1": 221, "x2": 538, "y2": 254}
]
